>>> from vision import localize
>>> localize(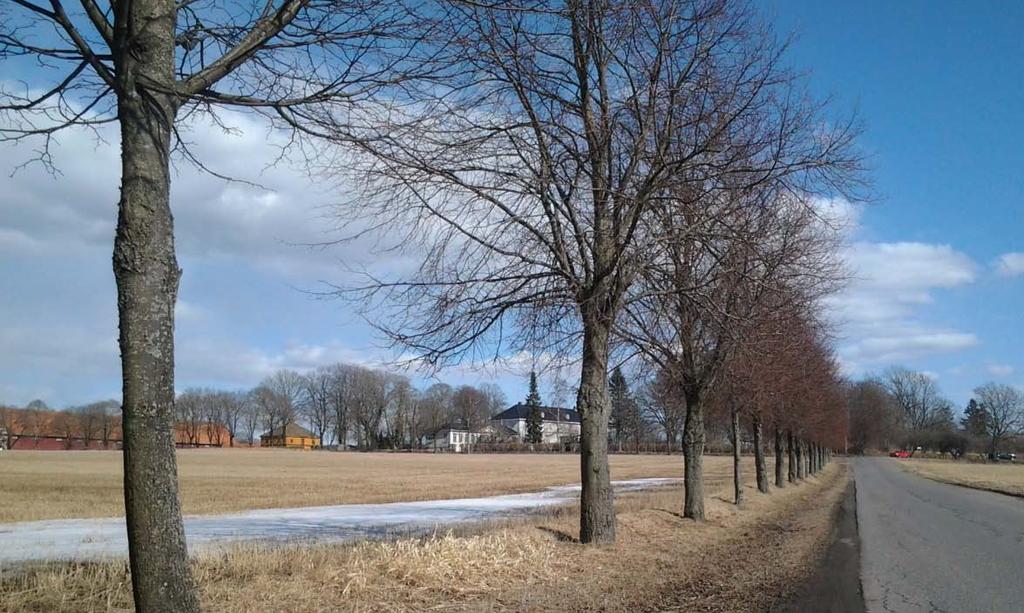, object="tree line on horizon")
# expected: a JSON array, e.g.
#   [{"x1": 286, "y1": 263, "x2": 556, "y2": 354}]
[
  {"x1": 3, "y1": 0, "x2": 862, "y2": 609},
  {"x1": 847, "y1": 366, "x2": 1024, "y2": 459},
  {"x1": 0, "y1": 366, "x2": 511, "y2": 451}
]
